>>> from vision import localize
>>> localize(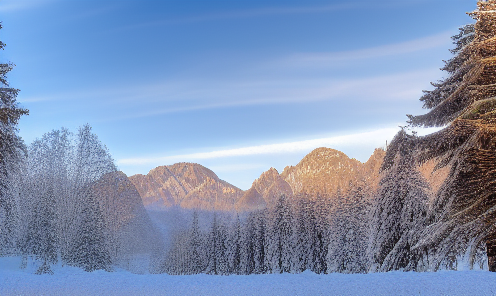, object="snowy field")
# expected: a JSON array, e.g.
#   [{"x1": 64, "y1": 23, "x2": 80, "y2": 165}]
[{"x1": 1, "y1": 258, "x2": 496, "y2": 296}]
